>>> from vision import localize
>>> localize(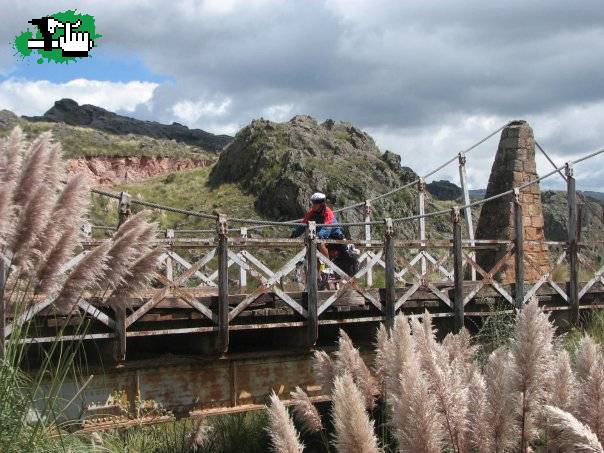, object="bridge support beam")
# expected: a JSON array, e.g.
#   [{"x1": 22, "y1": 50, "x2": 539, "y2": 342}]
[
  {"x1": 452, "y1": 208, "x2": 464, "y2": 332},
  {"x1": 566, "y1": 164, "x2": 579, "y2": 325},
  {"x1": 113, "y1": 305, "x2": 127, "y2": 363},
  {"x1": 514, "y1": 189, "x2": 525, "y2": 310},
  {"x1": 305, "y1": 222, "x2": 318, "y2": 347},
  {"x1": 384, "y1": 218, "x2": 396, "y2": 329},
  {"x1": 217, "y1": 214, "x2": 230, "y2": 354}
]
